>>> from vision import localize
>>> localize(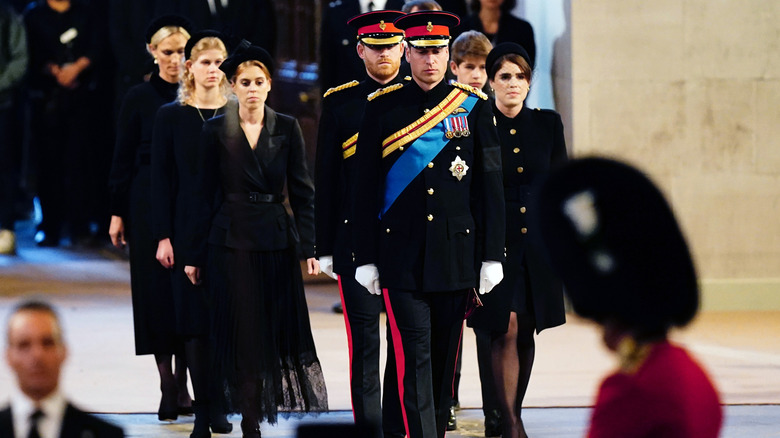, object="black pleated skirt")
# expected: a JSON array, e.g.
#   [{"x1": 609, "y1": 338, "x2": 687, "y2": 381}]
[{"x1": 207, "y1": 244, "x2": 328, "y2": 423}]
